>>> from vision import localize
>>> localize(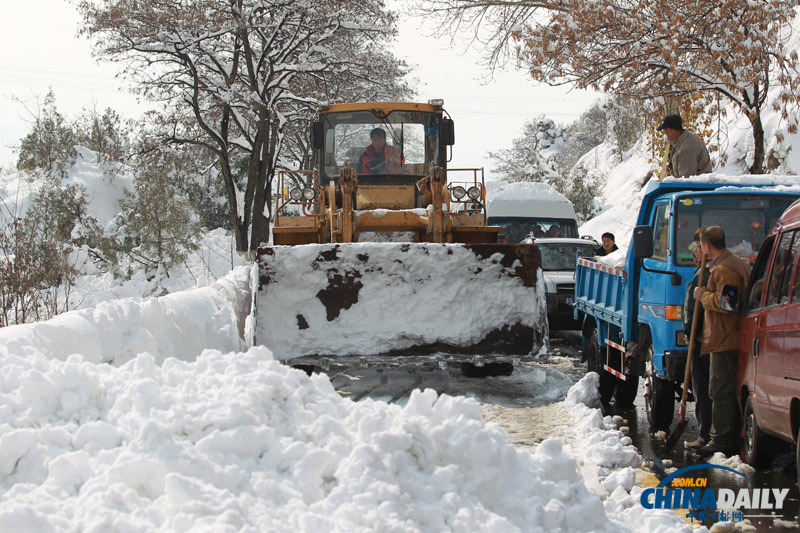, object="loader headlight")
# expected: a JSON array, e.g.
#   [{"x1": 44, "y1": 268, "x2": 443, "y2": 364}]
[
  {"x1": 467, "y1": 185, "x2": 482, "y2": 200},
  {"x1": 302, "y1": 188, "x2": 316, "y2": 201},
  {"x1": 451, "y1": 186, "x2": 467, "y2": 200},
  {"x1": 289, "y1": 187, "x2": 303, "y2": 201}
]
